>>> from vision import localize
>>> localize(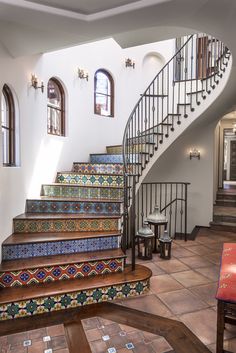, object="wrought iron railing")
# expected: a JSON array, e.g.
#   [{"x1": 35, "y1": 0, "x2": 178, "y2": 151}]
[
  {"x1": 122, "y1": 33, "x2": 231, "y2": 270},
  {"x1": 136, "y1": 182, "x2": 190, "y2": 239}
]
